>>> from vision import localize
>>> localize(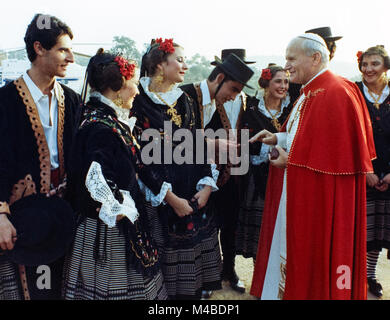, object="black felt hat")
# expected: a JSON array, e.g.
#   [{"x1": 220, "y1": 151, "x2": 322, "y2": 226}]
[
  {"x1": 213, "y1": 53, "x2": 254, "y2": 89},
  {"x1": 211, "y1": 48, "x2": 256, "y2": 66},
  {"x1": 0, "y1": 194, "x2": 76, "y2": 266},
  {"x1": 305, "y1": 27, "x2": 342, "y2": 42}
]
